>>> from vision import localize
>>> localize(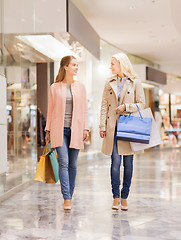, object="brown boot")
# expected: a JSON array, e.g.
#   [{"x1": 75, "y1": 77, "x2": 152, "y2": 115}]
[
  {"x1": 64, "y1": 199, "x2": 71, "y2": 210},
  {"x1": 112, "y1": 198, "x2": 120, "y2": 210},
  {"x1": 121, "y1": 198, "x2": 128, "y2": 211}
]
